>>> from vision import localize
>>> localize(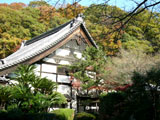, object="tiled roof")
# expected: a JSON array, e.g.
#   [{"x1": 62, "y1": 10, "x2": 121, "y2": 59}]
[{"x1": 0, "y1": 15, "x2": 97, "y2": 71}]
